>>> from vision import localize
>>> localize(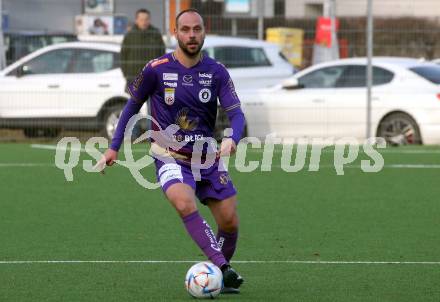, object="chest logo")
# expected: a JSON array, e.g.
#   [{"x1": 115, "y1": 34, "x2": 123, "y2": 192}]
[
  {"x1": 163, "y1": 73, "x2": 178, "y2": 81},
  {"x1": 183, "y1": 75, "x2": 193, "y2": 85},
  {"x1": 164, "y1": 88, "x2": 175, "y2": 105},
  {"x1": 198, "y1": 88, "x2": 211, "y2": 103}
]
